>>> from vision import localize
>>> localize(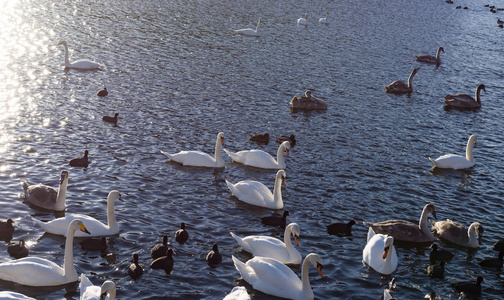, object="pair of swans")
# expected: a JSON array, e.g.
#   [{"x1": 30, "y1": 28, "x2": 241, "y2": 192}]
[
  {"x1": 232, "y1": 253, "x2": 324, "y2": 300},
  {"x1": 35, "y1": 190, "x2": 122, "y2": 237},
  {"x1": 80, "y1": 274, "x2": 116, "y2": 300},
  {"x1": 445, "y1": 84, "x2": 486, "y2": 109},
  {"x1": 0, "y1": 219, "x2": 90, "y2": 286},
  {"x1": 226, "y1": 170, "x2": 286, "y2": 209},
  {"x1": 429, "y1": 134, "x2": 477, "y2": 170},
  {"x1": 235, "y1": 19, "x2": 261, "y2": 37},
  {"x1": 59, "y1": 41, "x2": 102, "y2": 70},
  {"x1": 430, "y1": 220, "x2": 483, "y2": 248},
  {"x1": 363, "y1": 228, "x2": 398, "y2": 275},
  {"x1": 230, "y1": 222, "x2": 301, "y2": 265},
  {"x1": 385, "y1": 68, "x2": 420, "y2": 94},
  {"x1": 23, "y1": 170, "x2": 69, "y2": 211},
  {"x1": 415, "y1": 46, "x2": 444, "y2": 65}
]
